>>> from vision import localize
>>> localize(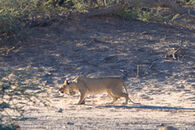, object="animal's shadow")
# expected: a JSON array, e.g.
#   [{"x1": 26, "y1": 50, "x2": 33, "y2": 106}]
[{"x1": 96, "y1": 104, "x2": 195, "y2": 111}]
